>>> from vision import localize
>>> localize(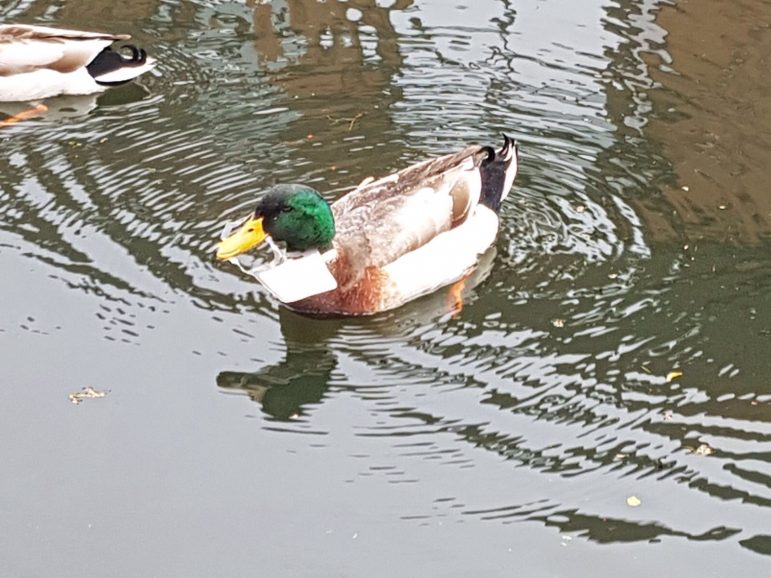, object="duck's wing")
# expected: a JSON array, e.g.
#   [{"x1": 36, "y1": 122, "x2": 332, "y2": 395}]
[
  {"x1": 331, "y1": 145, "x2": 490, "y2": 282},
  {"x1": 0, "y1": 25, "x2": 127, "y2": 75}
]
